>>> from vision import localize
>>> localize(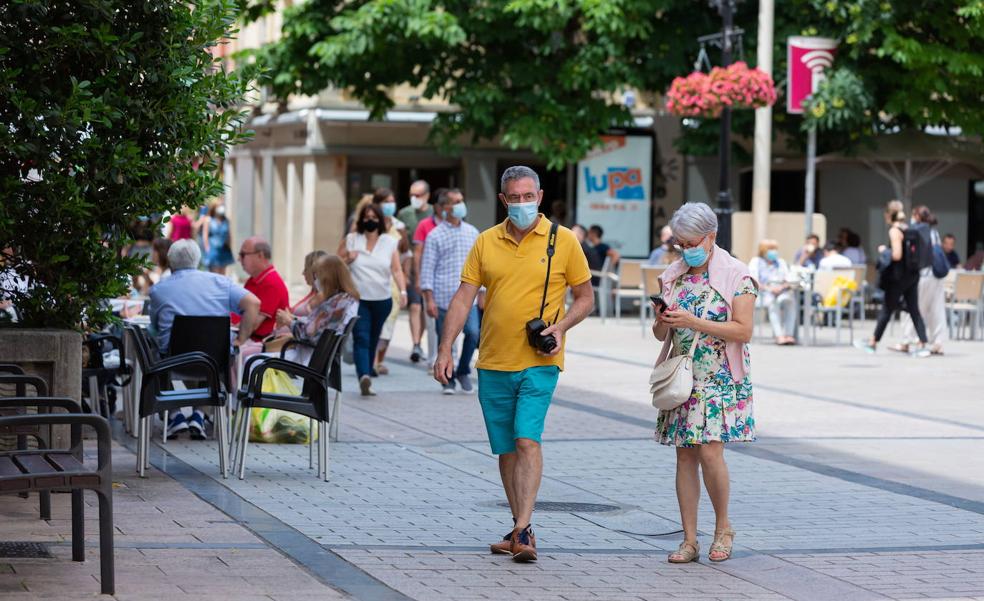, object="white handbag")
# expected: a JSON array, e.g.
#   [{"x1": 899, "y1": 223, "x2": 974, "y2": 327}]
[{"x1": 650, "y1": 290, "x2": 705, "y2": 411}]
